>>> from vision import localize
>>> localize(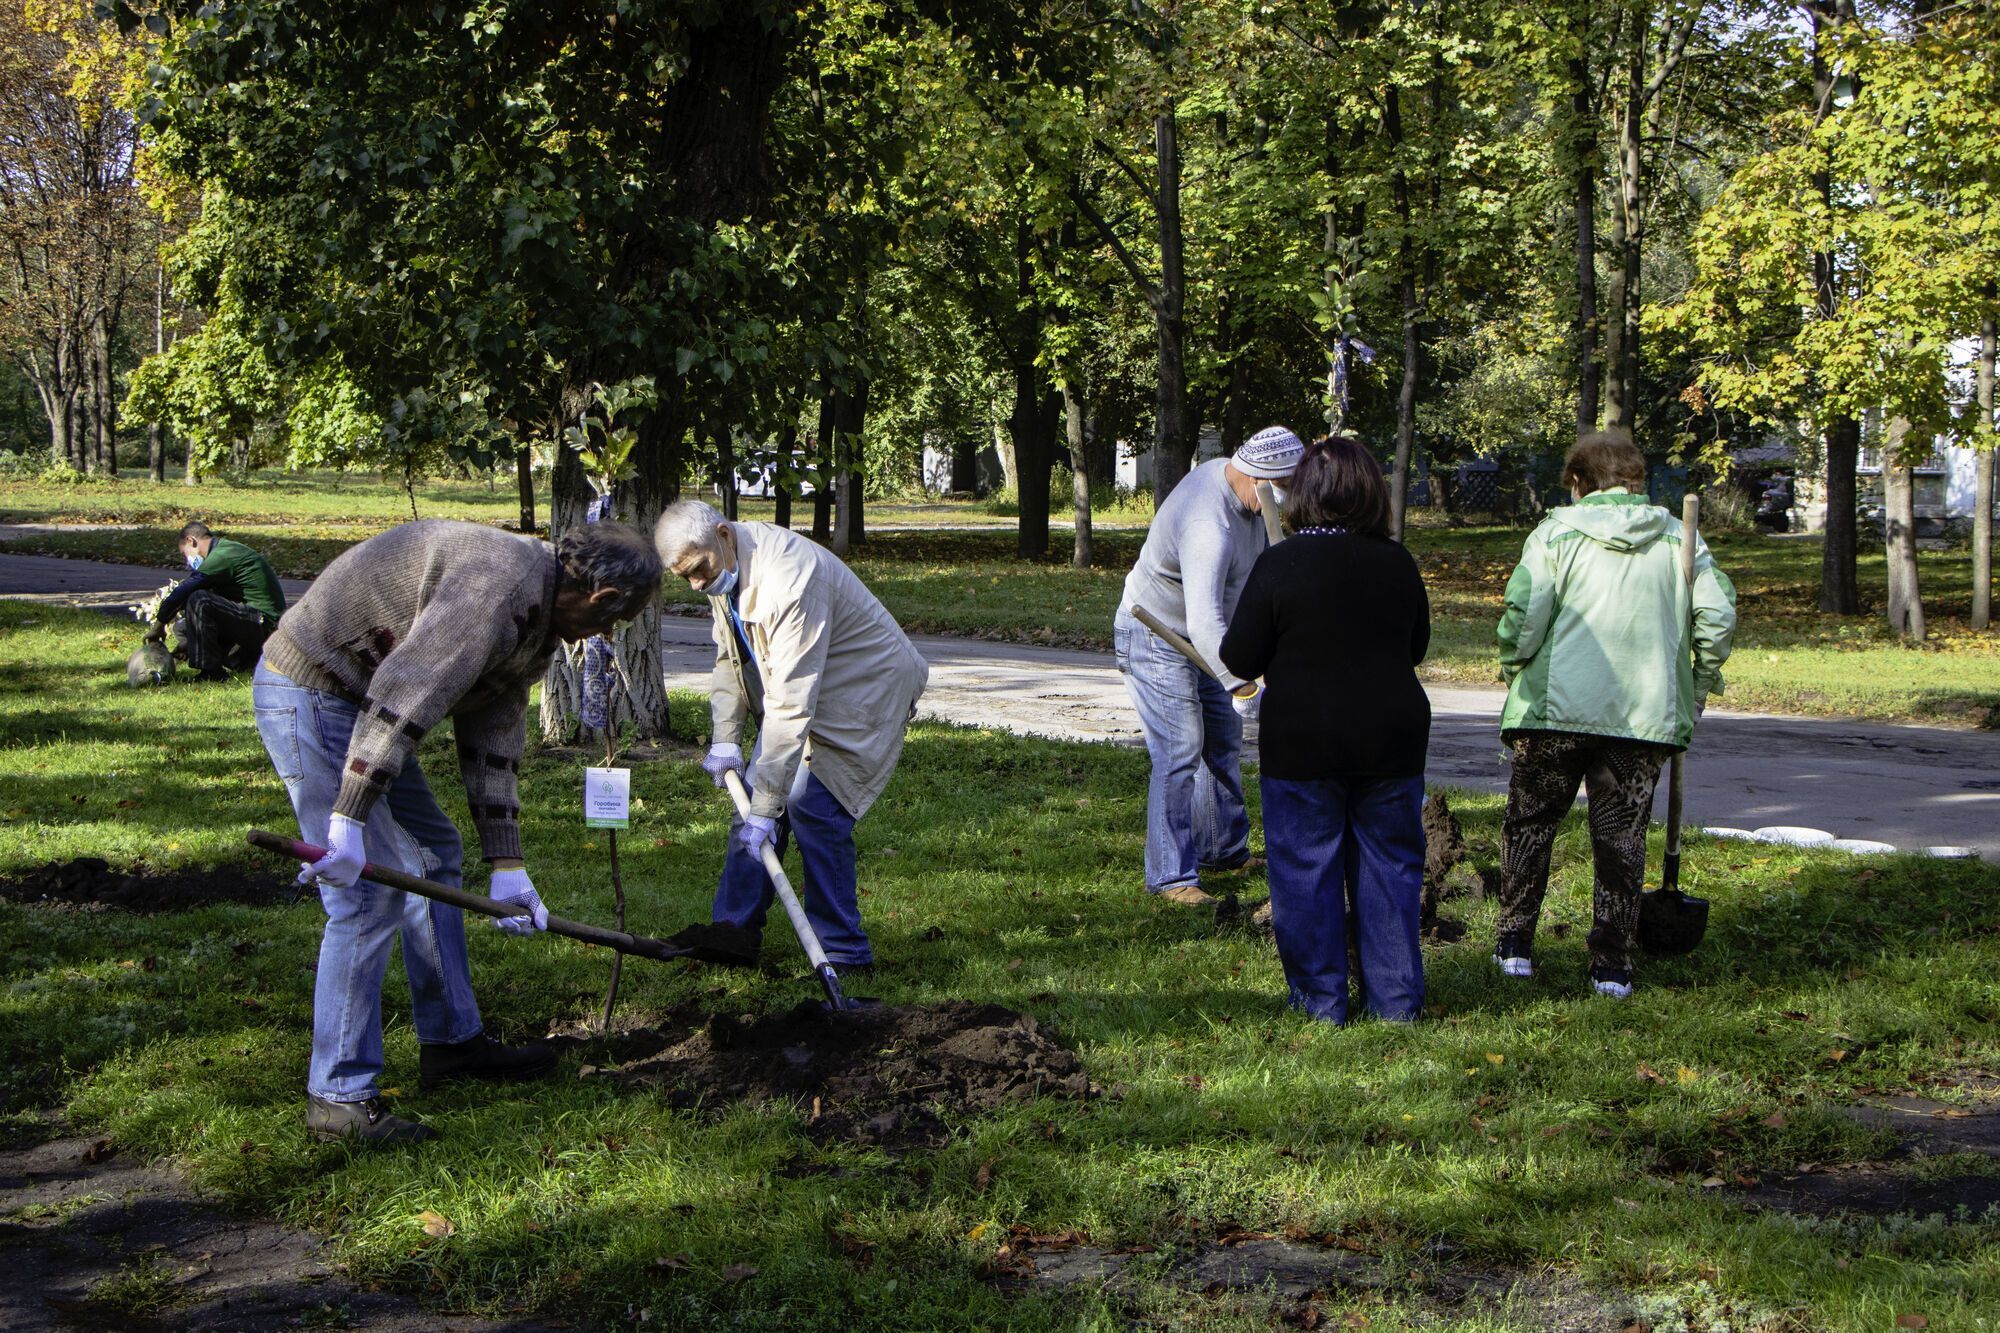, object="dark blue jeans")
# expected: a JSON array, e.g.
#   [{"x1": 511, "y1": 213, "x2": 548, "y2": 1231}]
[
  {"x1": 712, "y1": 766, "x2": 870, "y2": 966},
  {"x1": 1262, "y1": 774, "x2": 1426, "y2": 1024}
]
